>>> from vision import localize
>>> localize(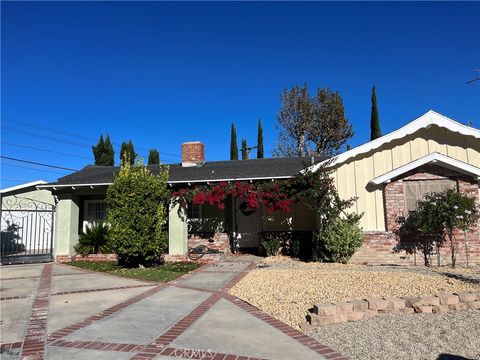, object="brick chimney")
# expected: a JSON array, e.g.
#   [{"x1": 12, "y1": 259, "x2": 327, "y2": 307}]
[{"x1": 182, "y1": 141, "x2": 205, "y2": 167}]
